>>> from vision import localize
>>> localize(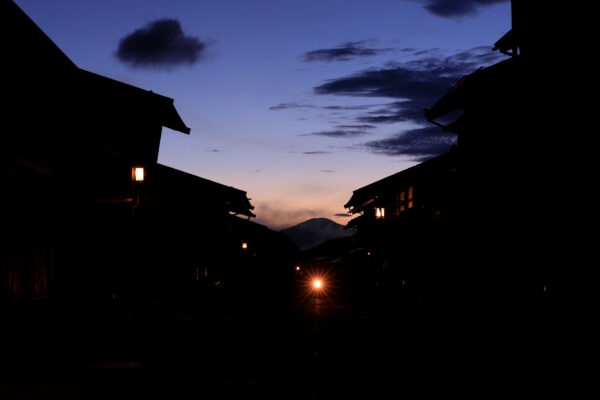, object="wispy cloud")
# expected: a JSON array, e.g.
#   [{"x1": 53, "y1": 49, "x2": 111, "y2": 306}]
[
  {"x1": 413, "y1": 0, "x2": 509, "y2": 18},
  {"x1": 269, "y1": 102, "x2": 310, "y2": 111},
  {"x1": 301, "y1": 40, "x2": 394, "y2": 62},
  {"x1": 336, "y1": 124, "x2": 377, "y2": 130},
  {"x1": 301, "y1": 129, "x2": 373, "y2": 138},
  {"x1": 312, "y1": 46, "x2": 506, "y2": 158},
  {"x1": 334, "y1": 213, "x2": 351, "y2": 217},
  {"x1": 361, "y1": 126, "x2": 456, "y2": 161},
  {"x1": 115, "y1": 18, "x2": 209, "y2": 69},
  {"x1": 302, "y1": 151, "x2": 332, "y2": 155},
  {"x1": 269, "y1": 102, "x2": 374, "y2": 111}
]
